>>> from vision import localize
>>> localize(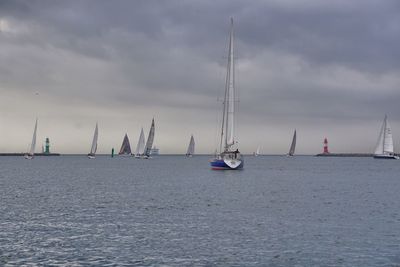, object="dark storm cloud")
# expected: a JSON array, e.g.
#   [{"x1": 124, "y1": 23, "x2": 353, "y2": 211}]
[{"x1": 0, "y1": 0, "x2": 400, "y2": 153}]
